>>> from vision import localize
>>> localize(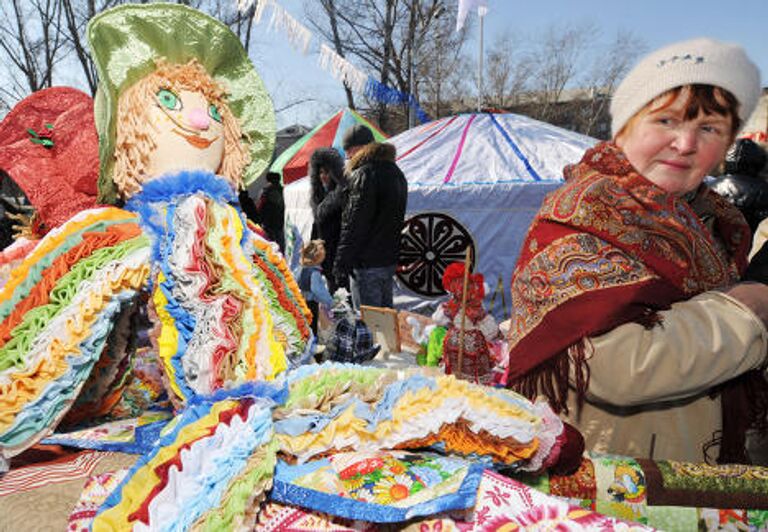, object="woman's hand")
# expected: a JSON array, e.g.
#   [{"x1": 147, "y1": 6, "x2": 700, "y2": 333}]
[{"x1": 723, "y1": 282, "x2": 768, "y2": 326}]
